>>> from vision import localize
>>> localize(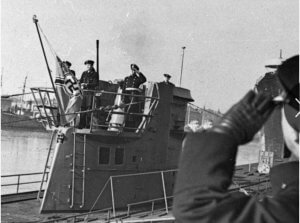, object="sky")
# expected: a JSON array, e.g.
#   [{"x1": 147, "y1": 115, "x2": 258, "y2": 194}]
[{"x1": 1, "y1": 0, "x2": 299, "y2": 112}]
